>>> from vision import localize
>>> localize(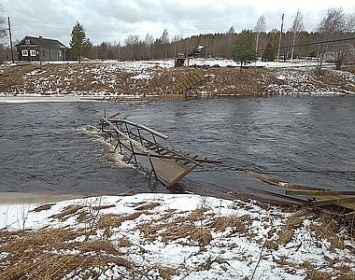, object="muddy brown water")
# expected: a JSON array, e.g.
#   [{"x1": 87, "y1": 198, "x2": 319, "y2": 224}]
[{"x1": 0, "y1": 96, "x2": 354, "y2": 199}]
